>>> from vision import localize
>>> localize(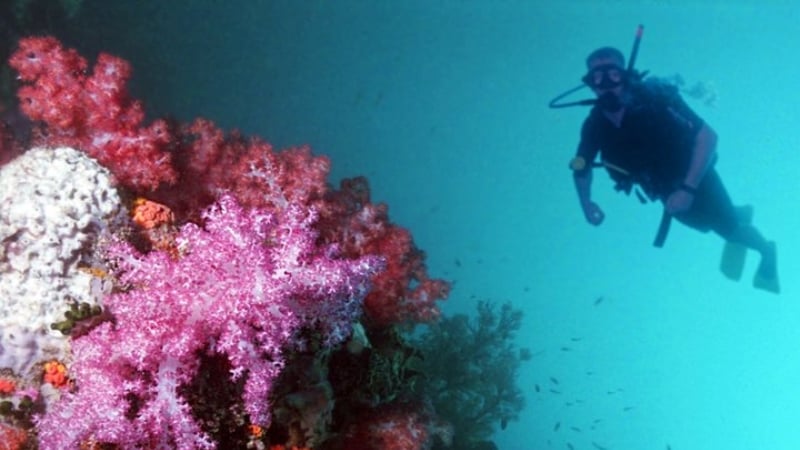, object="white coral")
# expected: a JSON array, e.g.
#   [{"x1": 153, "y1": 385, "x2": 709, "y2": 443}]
[{"x1": 0, "y1": 147, "x2": 125, "y2": 380}]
